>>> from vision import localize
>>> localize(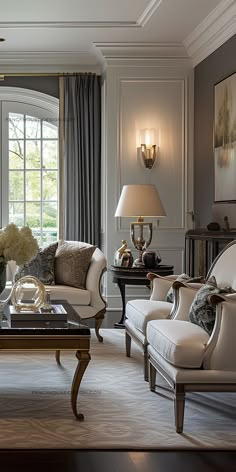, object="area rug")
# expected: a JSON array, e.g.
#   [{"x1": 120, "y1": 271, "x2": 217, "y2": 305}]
[{"x1": 0, "y1": 329, "x2": 235, "y2": 449}]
